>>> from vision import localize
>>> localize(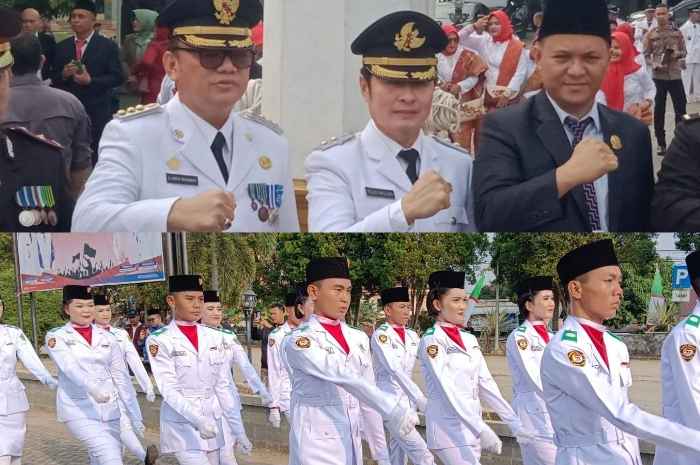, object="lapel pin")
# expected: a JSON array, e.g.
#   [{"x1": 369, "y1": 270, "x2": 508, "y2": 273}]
[
  {"x1": 259, "y1": 156, "x2": 272, "y2": 170},
  {"x1": 174, "y1": 129, "x2": 185, "y2": 140},
  {"x1": 166, "y1": 157, "x2": 182, "y2": 171},
  {"x1": 245, "y1": 133, "x2": 253, "y2": 142},
  {"x1": 610, "y1": 135, "x2": 623, "y2": 151}
]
